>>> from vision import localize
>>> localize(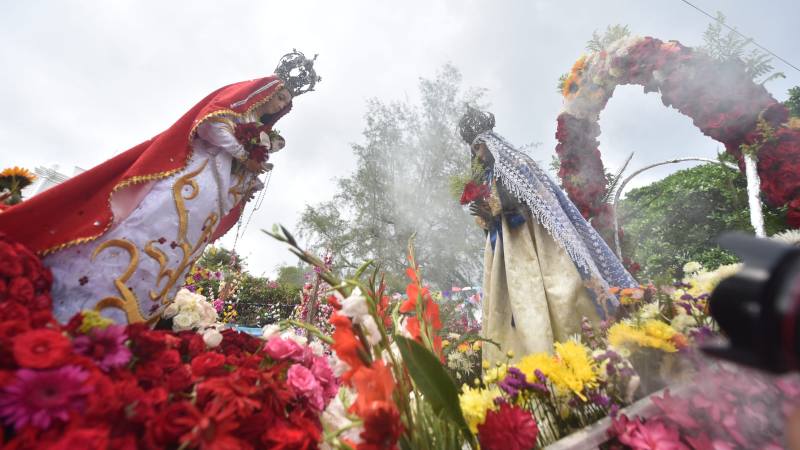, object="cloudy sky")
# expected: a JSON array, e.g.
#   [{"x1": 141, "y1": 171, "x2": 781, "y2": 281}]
[{"x1": 2, "y1": 0, "x2": 798, "y2": 276}]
